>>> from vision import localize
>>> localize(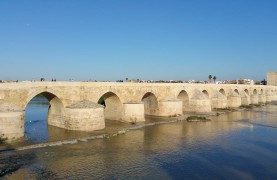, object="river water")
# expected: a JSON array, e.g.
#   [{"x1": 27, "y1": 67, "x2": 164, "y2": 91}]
[{"x1": 1, "y1": 97, "x2": 277, "y2": 179}]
